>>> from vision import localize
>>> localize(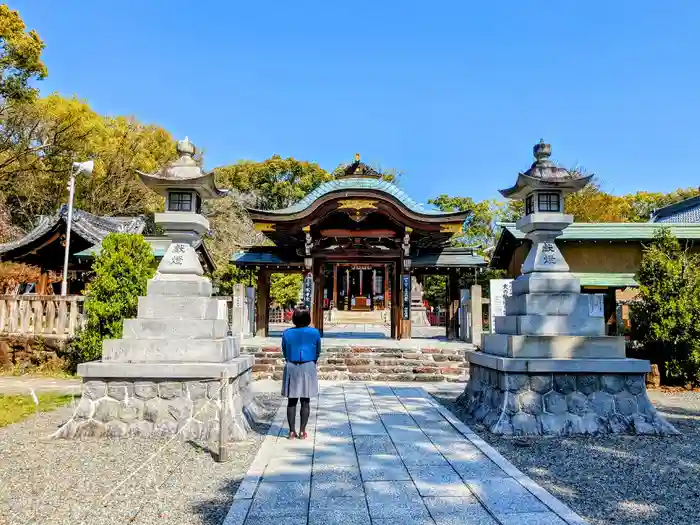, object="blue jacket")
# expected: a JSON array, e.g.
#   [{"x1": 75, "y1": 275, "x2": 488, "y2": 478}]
[{"x1": 282, "y1": 326, "x2": 321, "y2": 363}]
